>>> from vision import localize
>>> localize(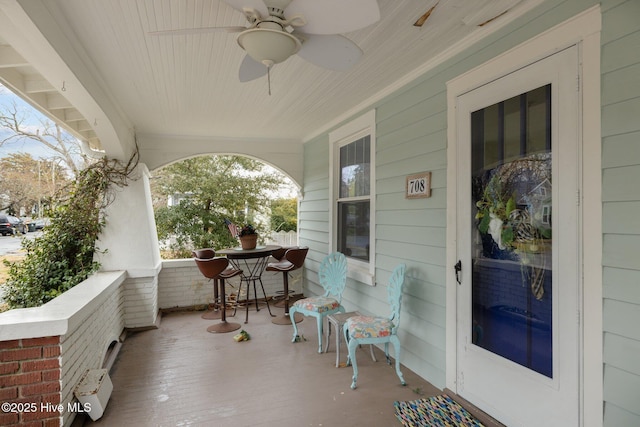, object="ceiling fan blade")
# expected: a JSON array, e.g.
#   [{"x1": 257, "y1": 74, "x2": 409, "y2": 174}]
[
  {"x1": 148, "y1": 26, "x2": 245, "y2": 36},
  {"x1": 224, "y1": 0, "x2": 269, "y2": 17},
  {"x1": 239, "y1": 54, "x2": 268, "y2": 82},
  {"x1": 297, "y1": 34, "x2": 362, "y2": 71},
  {"x1": 285, "y1": 0, "x2": 380, "y2": 35}
]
